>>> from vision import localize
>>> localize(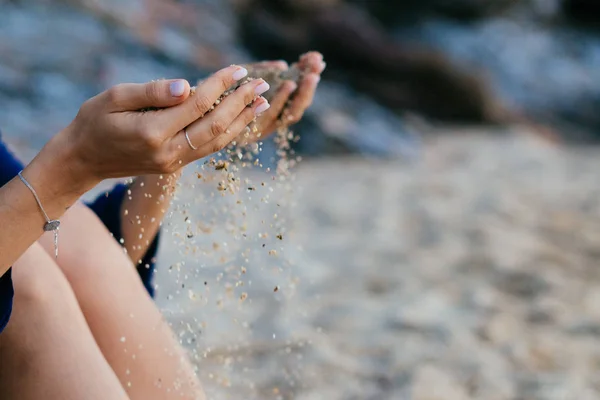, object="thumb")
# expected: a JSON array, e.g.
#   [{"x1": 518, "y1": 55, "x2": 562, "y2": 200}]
[{"x1": 107, "y1": 79, "x2": 191, "y2": 111}]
